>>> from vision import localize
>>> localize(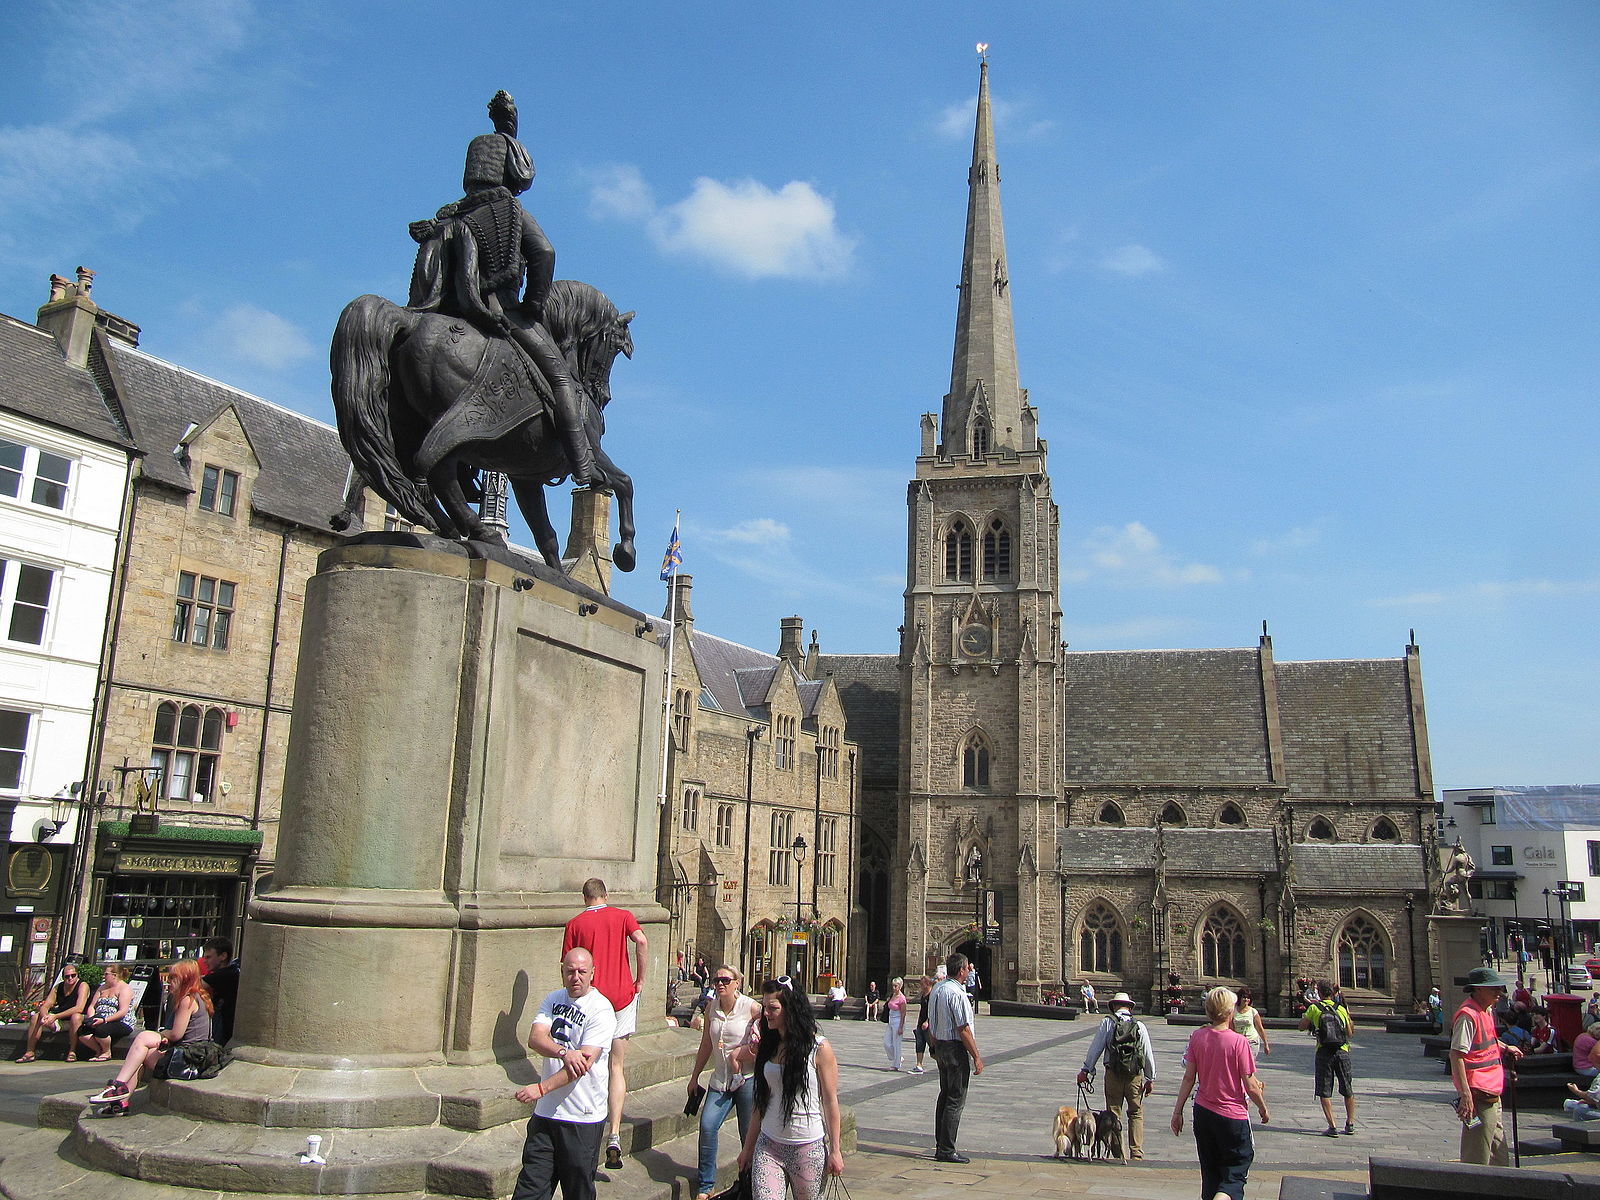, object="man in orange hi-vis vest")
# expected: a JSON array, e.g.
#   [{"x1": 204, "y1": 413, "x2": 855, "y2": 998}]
[{"x1": 1449, "y1": 966, "x2": 1524, "y2": 1165}]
